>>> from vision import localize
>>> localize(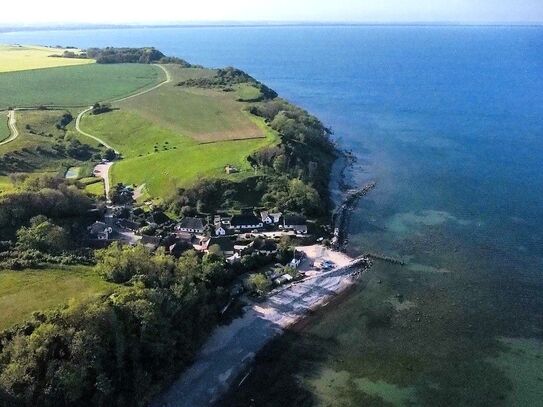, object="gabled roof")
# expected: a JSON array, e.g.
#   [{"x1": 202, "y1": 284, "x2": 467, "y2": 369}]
[
  {"x1": 151, "y1": 210, "x2": 172, "y2": 225},
  {"x1": 117, "y1": 218, "x2": 140, "y2": 230},
  {"x1": 204, "y1": 237, "x2": 235, "y2": 253},
  {"x1": 141, "y1": 235, "x2": 161, "y2": 246},
  {"x1": 283, "y1": 214, "x2": 307, "y2": 226},
  {"x1": 89, "y1": 221, "x2": 107, "y2": 234},
  {"x1": 231, "y1": 214, "x2": 262, "y2": 226},
  {"x1": 178, "y1": 217, "x2": 206, "y2": 230}
]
